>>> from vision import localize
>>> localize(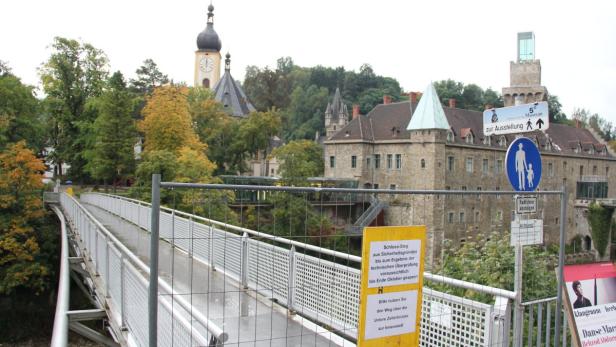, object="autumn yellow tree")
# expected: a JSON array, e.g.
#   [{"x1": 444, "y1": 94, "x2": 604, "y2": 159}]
[
  {"x1": 140, "y1": 85, "x2": 203, "y2": 153},
  {"x1": 0, "y1": 141, "x2": 49, "y2": 294}
]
